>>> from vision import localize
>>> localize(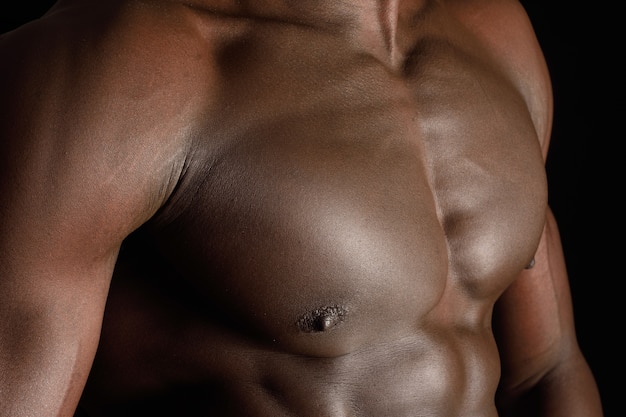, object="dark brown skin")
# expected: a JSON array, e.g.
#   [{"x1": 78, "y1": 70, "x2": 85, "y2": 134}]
[{"x1": 0, "y1": 0, "x2": 604, "y2": 416}]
